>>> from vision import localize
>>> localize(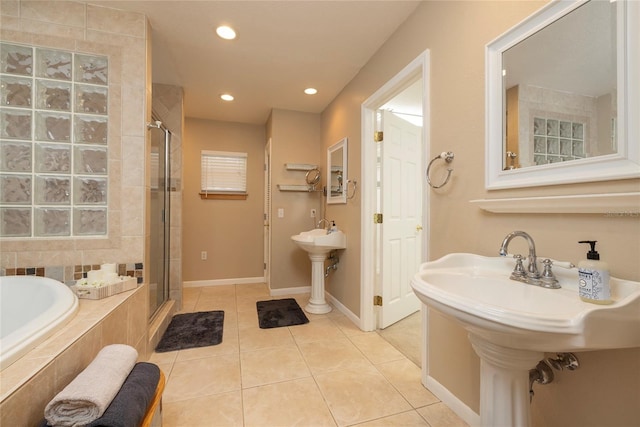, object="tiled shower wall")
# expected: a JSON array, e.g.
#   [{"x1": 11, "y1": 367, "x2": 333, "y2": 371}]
[{"x1": 0, "y1": 2, "x2": 149, "y2": 280}]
